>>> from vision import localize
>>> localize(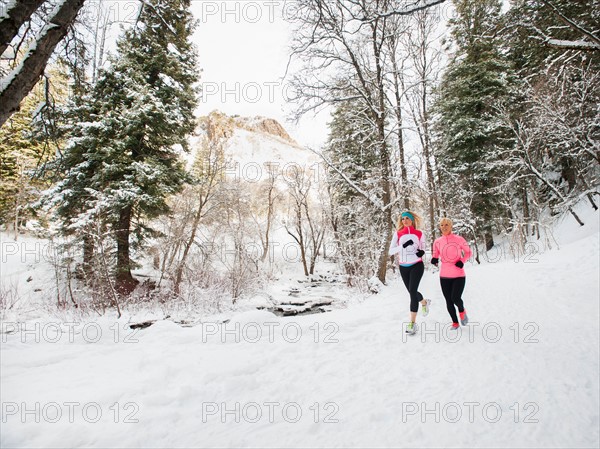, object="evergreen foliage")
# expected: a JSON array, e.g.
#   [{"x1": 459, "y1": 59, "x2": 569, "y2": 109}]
[
  {"x1": 325, "y1": 99, "x2": 387, "y2": 279},
  {"x1": 43, "y1": 0, "x2": 199, "y2": 294},
  {"x1": 433, "y1": 0, "x2": 518, "y2": 248},
  {"x1": 0, "y1": 70, "x2": 66, "y2": 229}
]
